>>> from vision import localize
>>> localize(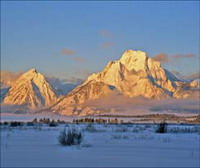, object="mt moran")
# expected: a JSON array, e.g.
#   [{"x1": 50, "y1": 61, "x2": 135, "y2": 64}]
[
  {"x1": 1, "y1": 50, "x2": 199, "y2": 115},
  {"x1": 49, "y1": 50, "x2": 199, "y2": 115}
]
